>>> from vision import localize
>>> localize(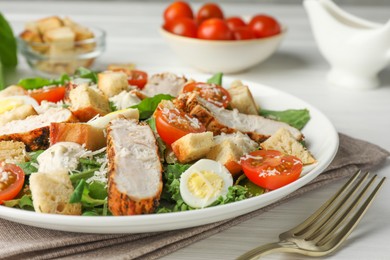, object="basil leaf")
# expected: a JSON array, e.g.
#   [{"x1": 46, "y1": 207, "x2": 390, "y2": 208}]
[
  {"x1": 0, "y1": 13, "x2": 17, "y2": 68},
  {"x1": 207, "y1": 72, "x2": 223, "y2": 85},
  {"x1": 131, "y1": 94, "x2": 174, "y2": 120},
  {"x1": 260, "y1": 109, "x2": 310, "y2": 130},
  {"x1": 75, "y1": 67, "x2": 98, "y2": 83}
]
